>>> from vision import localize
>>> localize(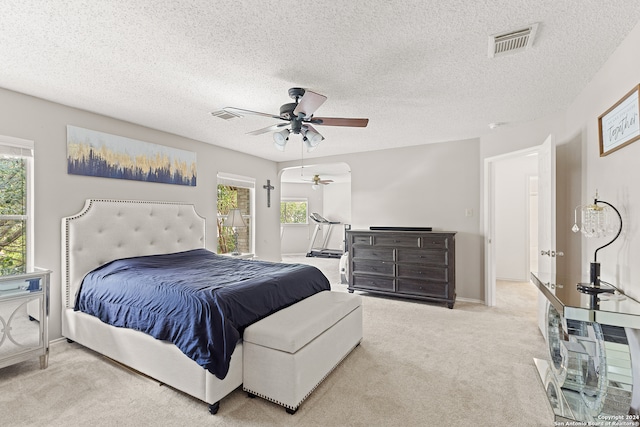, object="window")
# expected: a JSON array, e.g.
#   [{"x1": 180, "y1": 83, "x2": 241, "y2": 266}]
[
  {"x1": 281, "y1": 199, "x2": 308, "y2": 224},
  {"x1": 0, "y1": 137, "x2": 33, "y2": 275},
  {"x1": 217, "y1": 173, "x2": 255, "y2": 255}
]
